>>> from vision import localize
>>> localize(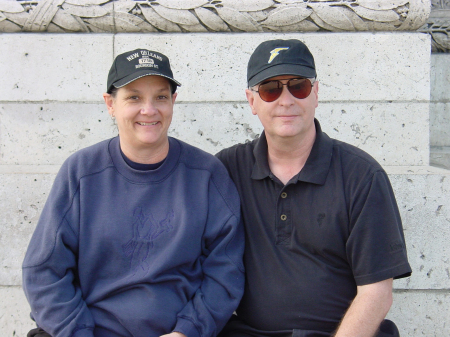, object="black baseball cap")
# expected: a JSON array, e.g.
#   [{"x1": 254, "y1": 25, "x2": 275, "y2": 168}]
[
  {"x1": 107, "y1": 48, "x2": 181, "y2": 93},
  {"x1": 247, "y1": 39, "x2": 316, "y2": 87}
]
